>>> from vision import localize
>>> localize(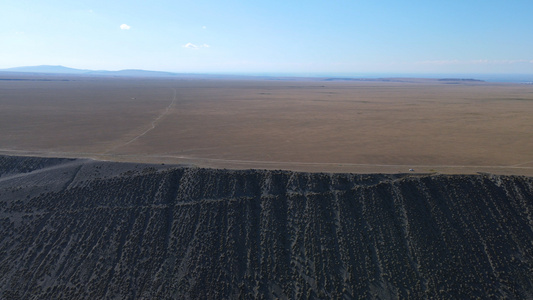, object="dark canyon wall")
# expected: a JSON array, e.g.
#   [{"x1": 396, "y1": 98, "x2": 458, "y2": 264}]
[{"x1": 1, "y1": 155, "x2": 532, "y2": 299}]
